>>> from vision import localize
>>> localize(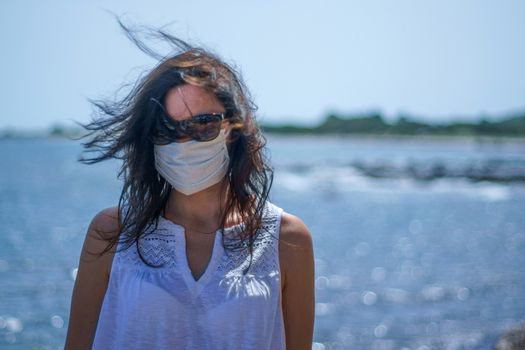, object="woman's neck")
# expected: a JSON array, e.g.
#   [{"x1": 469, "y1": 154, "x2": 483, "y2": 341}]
[{"x1": 164, "y1": 177, "x2": 233, "y2": 233}]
